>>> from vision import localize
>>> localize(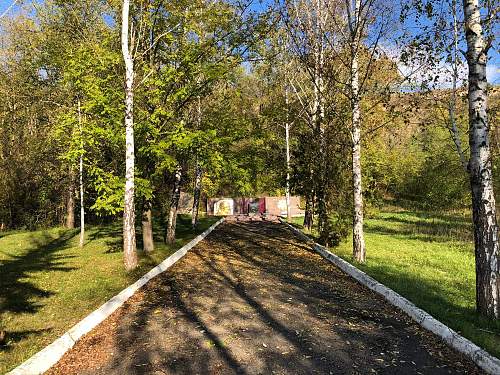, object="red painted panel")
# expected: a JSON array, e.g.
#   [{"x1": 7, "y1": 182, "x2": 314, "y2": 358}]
[{"x1": 259, "y1": 198, "x2": 266, "y2": 214}]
